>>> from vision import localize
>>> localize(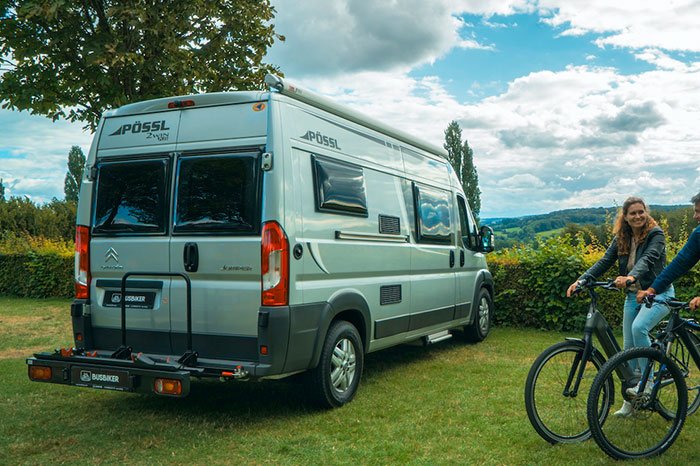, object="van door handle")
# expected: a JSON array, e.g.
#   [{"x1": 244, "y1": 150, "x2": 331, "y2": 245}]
[
  {"x1": 460, "y1": 249, "x2": 465, "y2": 267},
  {"x1": 449, "y1": 250, "x2": 455, "y2": 268},
  {"x1": 184, "y1": 243, "x2": 199, "y2": 272}
]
